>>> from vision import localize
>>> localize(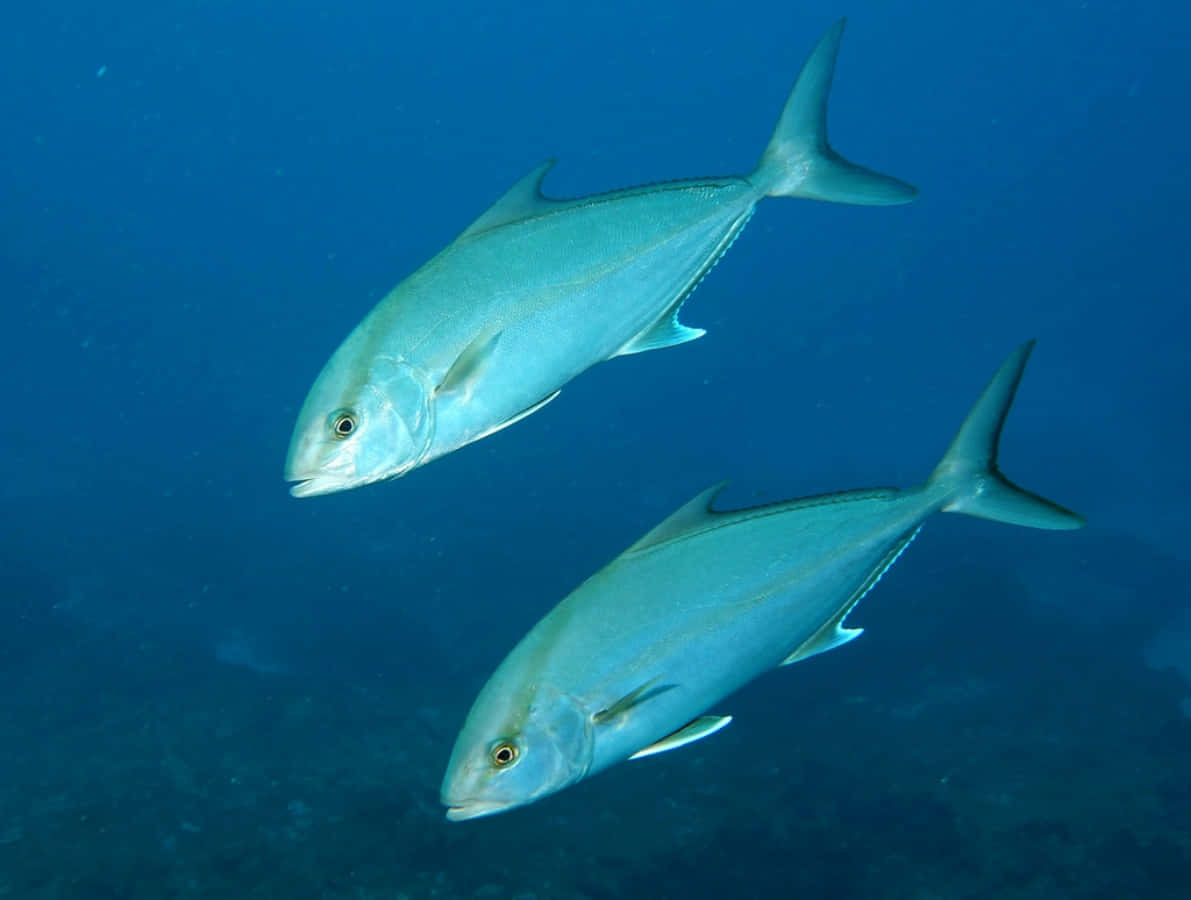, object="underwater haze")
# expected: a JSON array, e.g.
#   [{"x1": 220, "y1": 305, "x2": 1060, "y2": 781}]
[{"x1": 3, "y1": 0, "x2": 1190, "y2": 897}]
